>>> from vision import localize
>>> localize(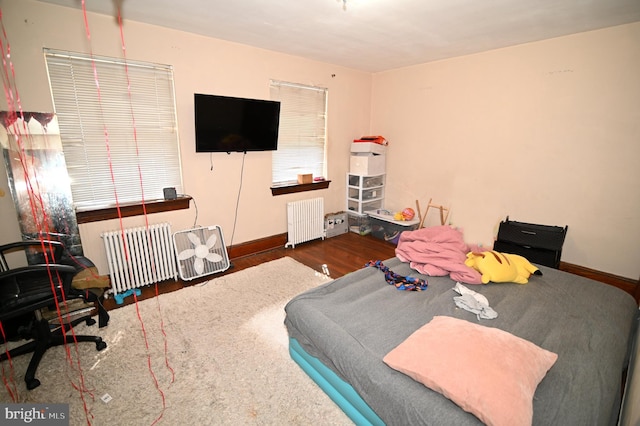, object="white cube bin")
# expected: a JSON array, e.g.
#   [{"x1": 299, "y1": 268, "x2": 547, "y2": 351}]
[
  {"x1": 350, "y1": 142, "x2": 387, "y2": 155},
  {"x1": 350, "y1": 154, "x2": 385, "y2": 175}
]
